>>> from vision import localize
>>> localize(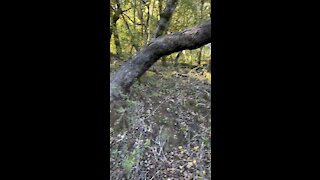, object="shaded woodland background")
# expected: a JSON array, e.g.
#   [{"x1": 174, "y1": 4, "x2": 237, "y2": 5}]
[{"x1": 110, "y1": 0, "x2": 211, "y2": 64}]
